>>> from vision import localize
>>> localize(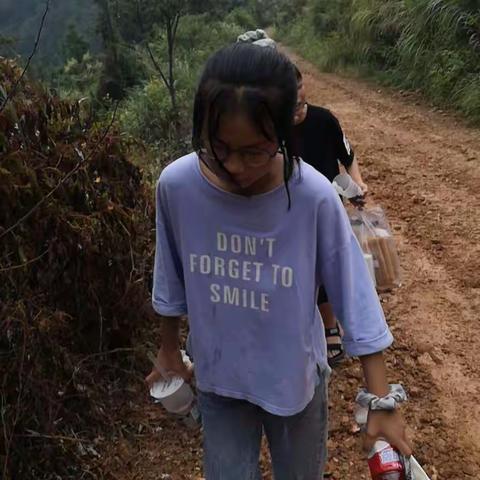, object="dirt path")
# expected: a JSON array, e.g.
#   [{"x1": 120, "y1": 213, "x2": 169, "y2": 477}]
[
  {"x1": 100, "y1": 53, "x2": 480, "y2": 480},
  {"x1": 293, "y1": 51, "x2": 480, "y2": 479}
]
